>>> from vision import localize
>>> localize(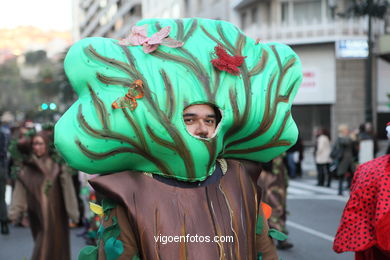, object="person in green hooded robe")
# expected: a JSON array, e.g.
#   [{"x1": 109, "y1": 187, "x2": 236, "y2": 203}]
[{"x1": 55, "y1": 18, "x2": 302, "y2": 260}]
